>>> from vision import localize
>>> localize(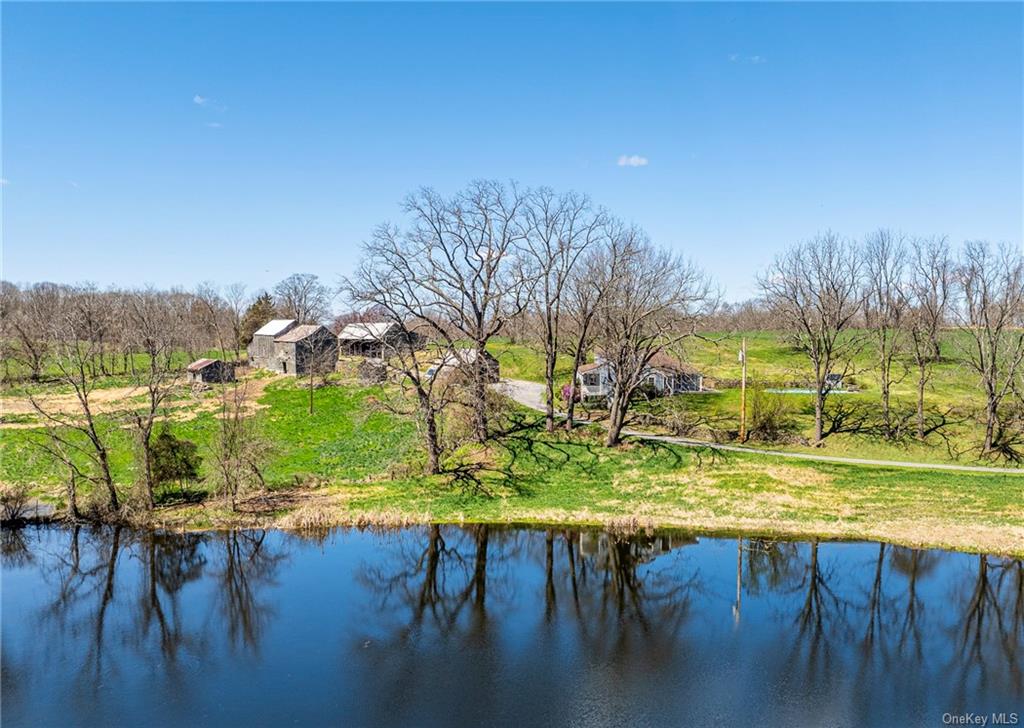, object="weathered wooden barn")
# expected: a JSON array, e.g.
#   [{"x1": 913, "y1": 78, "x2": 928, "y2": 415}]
[
  {"x1": 248, "y1": 319, "x2": 297, "y2": 369},
  {"x1": 338, "y1": 321, "x2": 420, "y2": 358},
  {"x1": 269, "y1": 324, "x2": 339, "y2": 376},
  {"x1": 186, "y1": 358, "x2": 235, "y2": 384}
]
